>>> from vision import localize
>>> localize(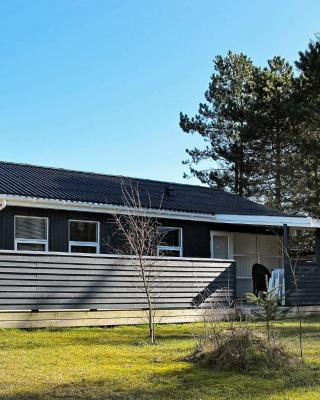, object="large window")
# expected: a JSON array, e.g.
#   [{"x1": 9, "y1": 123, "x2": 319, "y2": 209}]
[
  {"x1": 157, "y1": 226, "x2": 182, "y2": 257},
  {"x1": 69, "y1": 220, "x2": 100, "y2": 253},
  {"x1": 15, "y1": 216, "x2": 48, "y2": 251}
]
